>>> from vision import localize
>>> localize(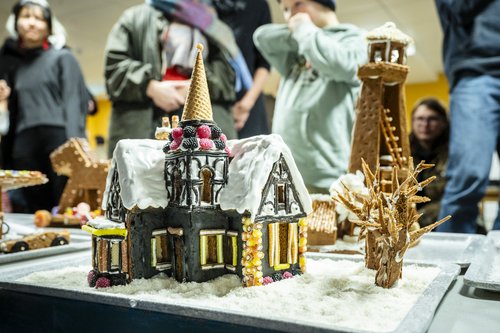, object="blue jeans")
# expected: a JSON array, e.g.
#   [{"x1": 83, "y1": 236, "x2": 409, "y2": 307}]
[{"x1": 438, "y1": 75, "x2": 500, "y2": 233}]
